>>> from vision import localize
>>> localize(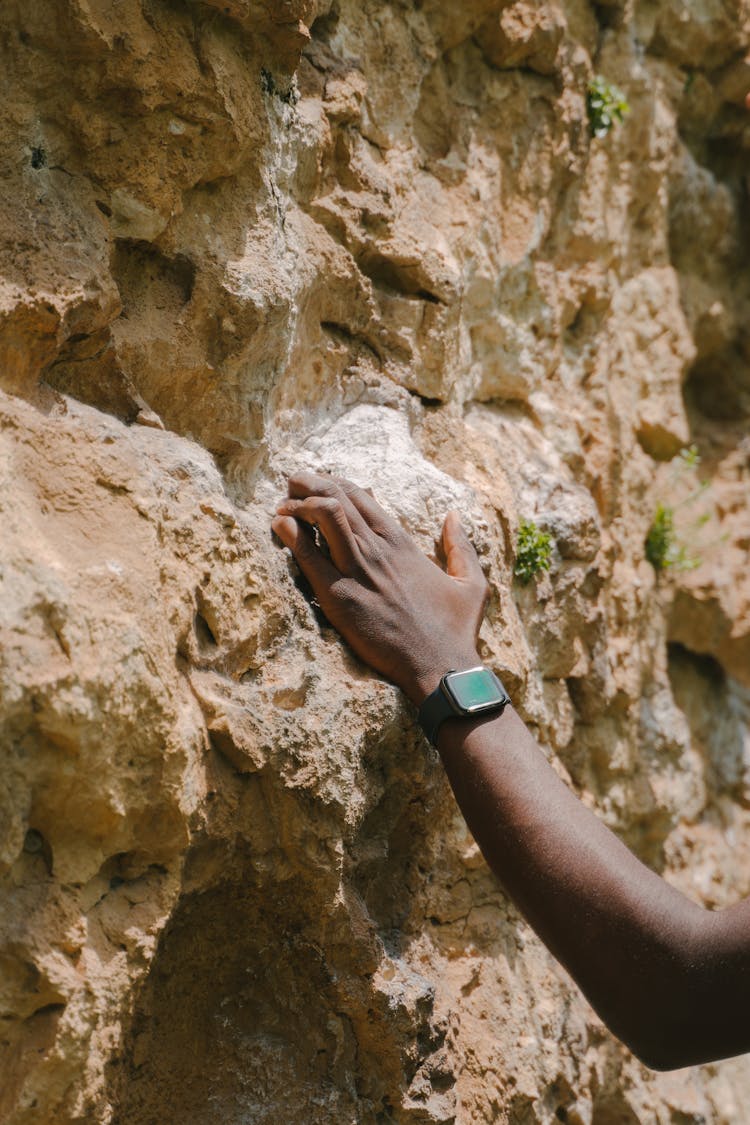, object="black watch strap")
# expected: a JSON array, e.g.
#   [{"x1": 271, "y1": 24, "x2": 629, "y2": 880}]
[{"x1": 419, "y1": 683, "x2": 457, "y2": 747}]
